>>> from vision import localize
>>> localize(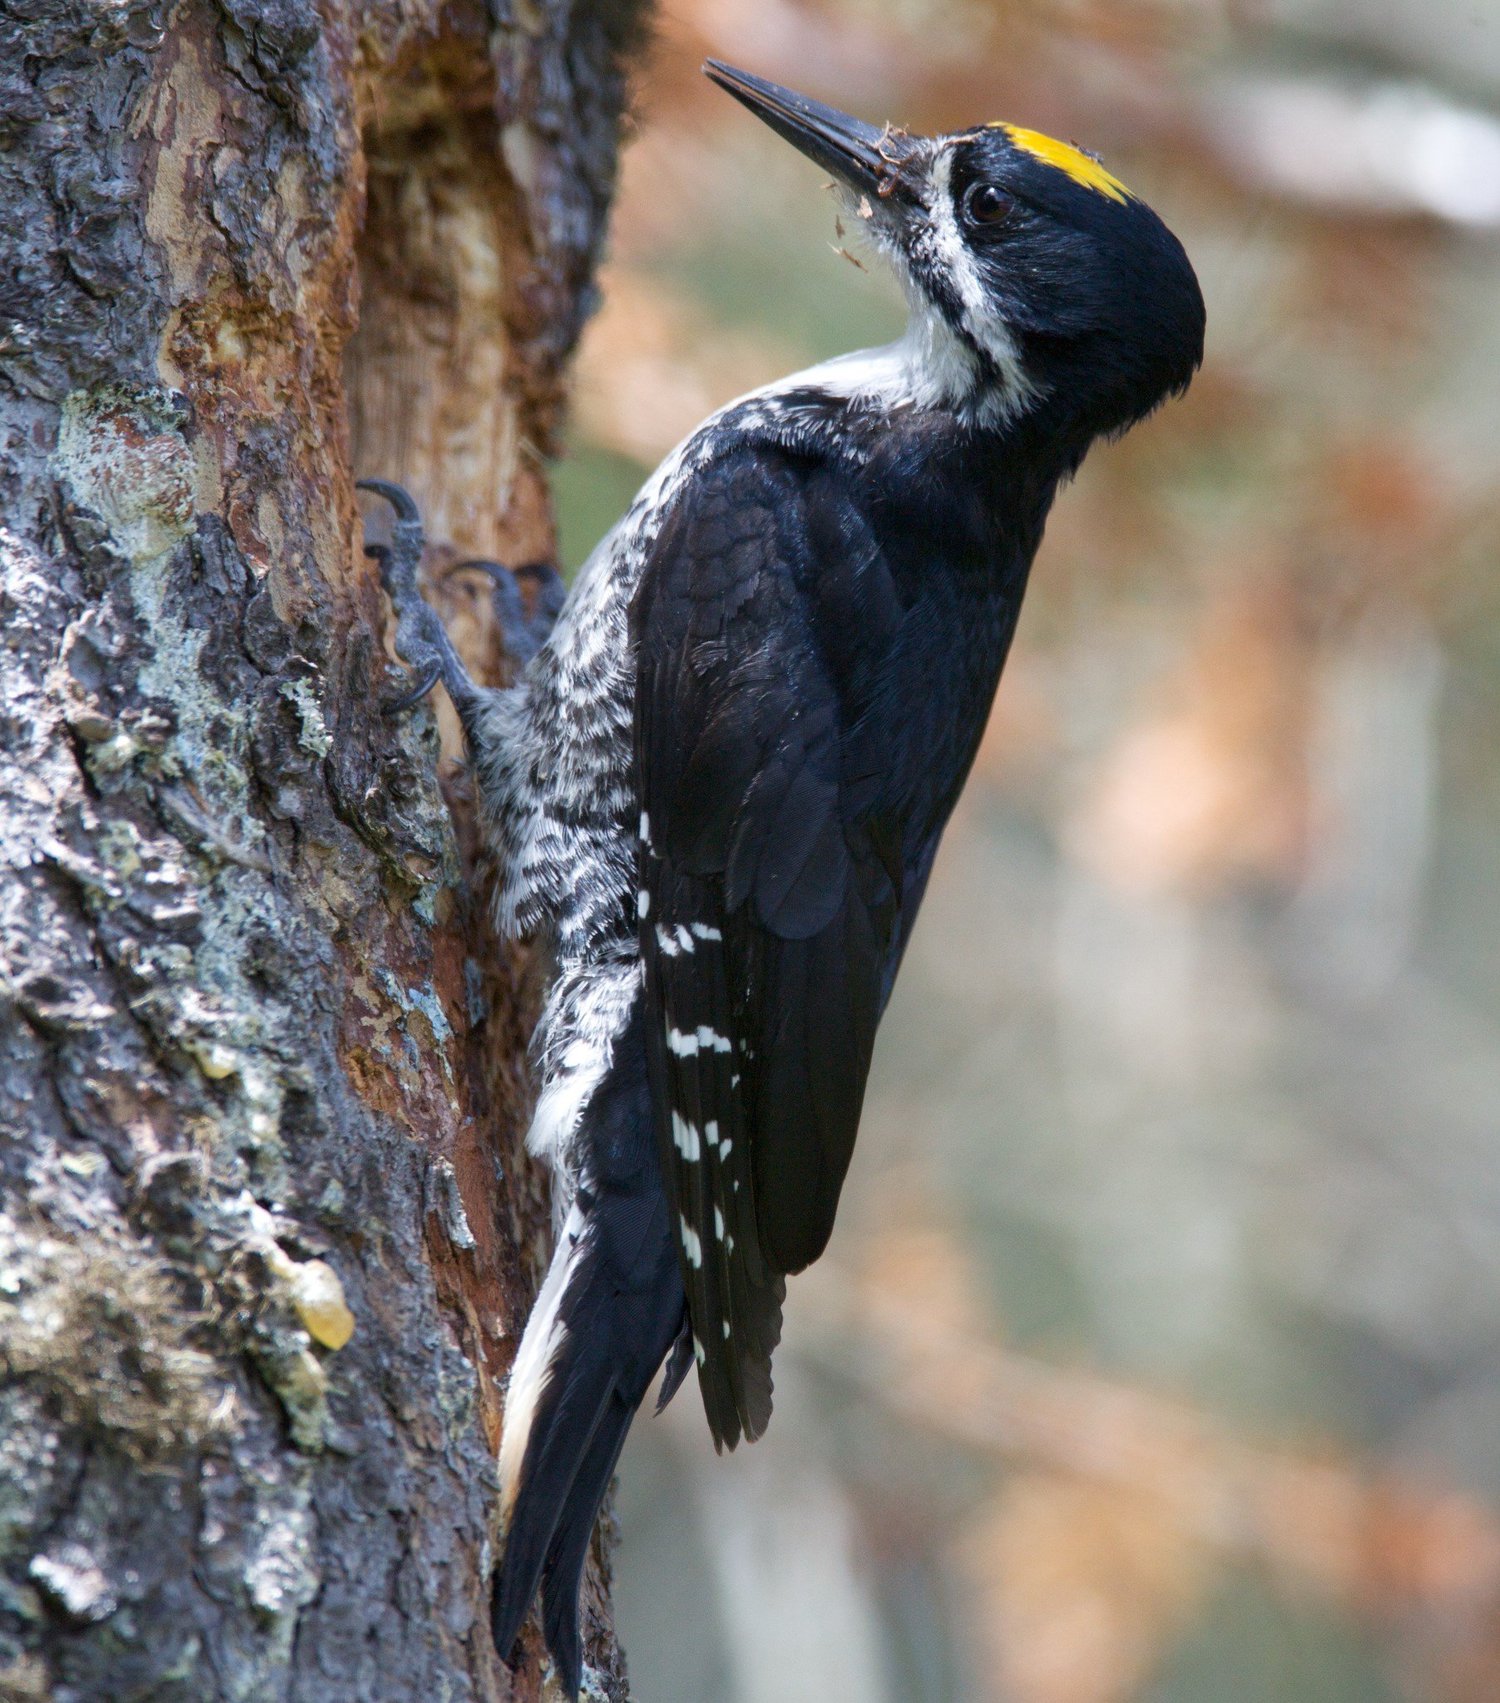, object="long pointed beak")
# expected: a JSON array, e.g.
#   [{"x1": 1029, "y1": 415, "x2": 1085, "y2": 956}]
[{"x1": 703, "y1": 60, "x2": 908, "y2": 197}]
